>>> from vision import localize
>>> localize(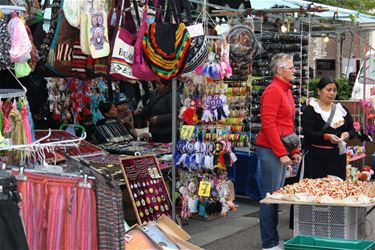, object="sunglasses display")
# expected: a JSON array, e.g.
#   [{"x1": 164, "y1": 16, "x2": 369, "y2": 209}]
[{"x1": 250, "y1": 32, "x2": 309, "y2": 147}]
